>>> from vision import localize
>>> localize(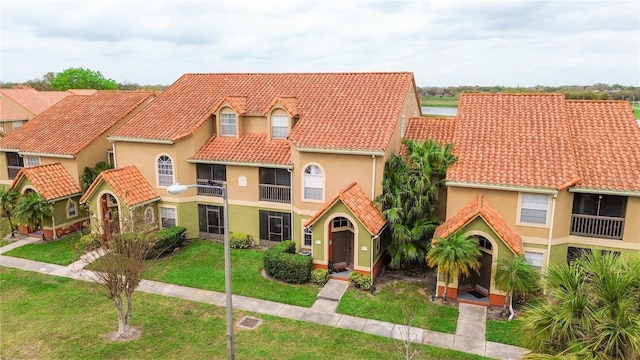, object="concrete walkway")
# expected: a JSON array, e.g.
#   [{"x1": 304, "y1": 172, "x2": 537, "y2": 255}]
[{"x1": 0, "y1": 239, "x2": 527, "y2": 359}]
